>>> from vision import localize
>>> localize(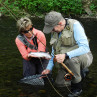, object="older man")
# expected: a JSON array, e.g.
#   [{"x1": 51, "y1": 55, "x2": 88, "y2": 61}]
[{"x1": 42, "y1": 11, "x2": 93, "y2": 97}]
